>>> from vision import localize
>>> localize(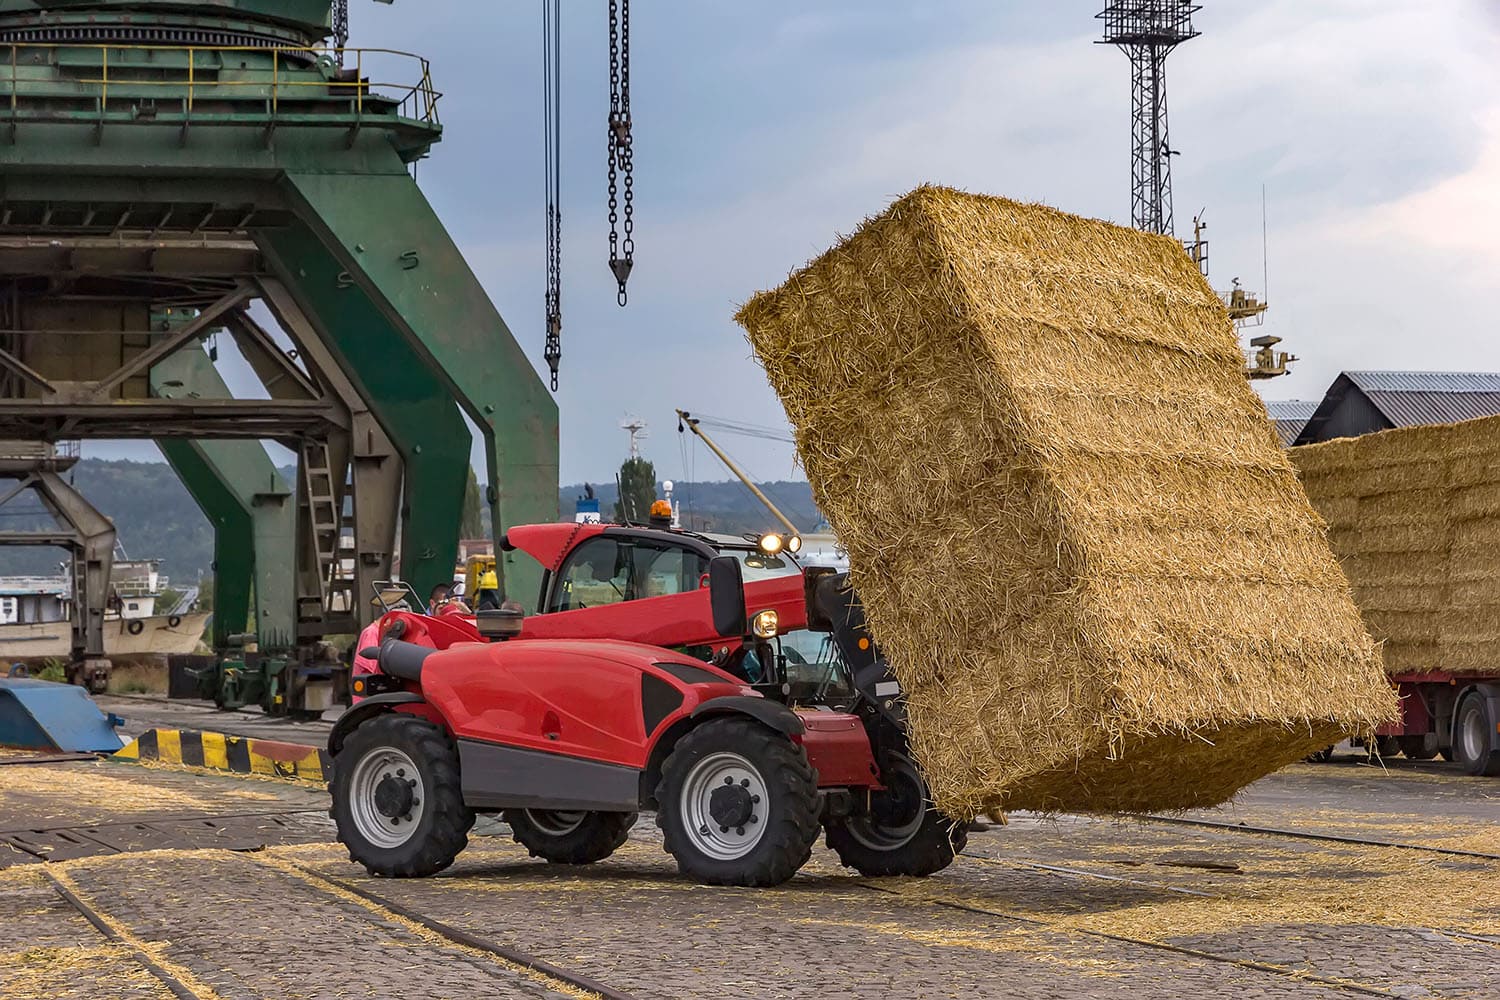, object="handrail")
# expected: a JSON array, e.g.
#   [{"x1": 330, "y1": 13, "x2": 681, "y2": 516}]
[{"x1": 0, "y1": 42, "x2": 441, "y2": 126}]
